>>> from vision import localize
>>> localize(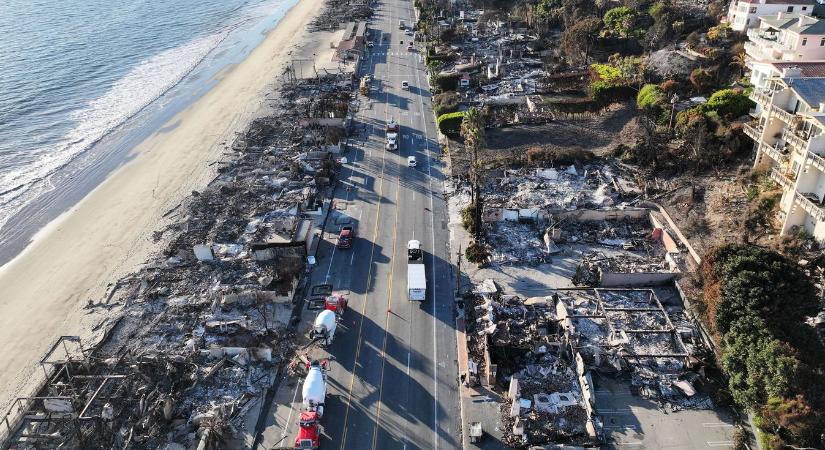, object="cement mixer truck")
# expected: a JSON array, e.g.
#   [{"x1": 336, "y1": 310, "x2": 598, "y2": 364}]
[
  {"x1": 309, "y1": 309, "x2": 337, "y2": 346},
  {"x1": 294, "y1": 359, "x2": 330, "y2": 449}
]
